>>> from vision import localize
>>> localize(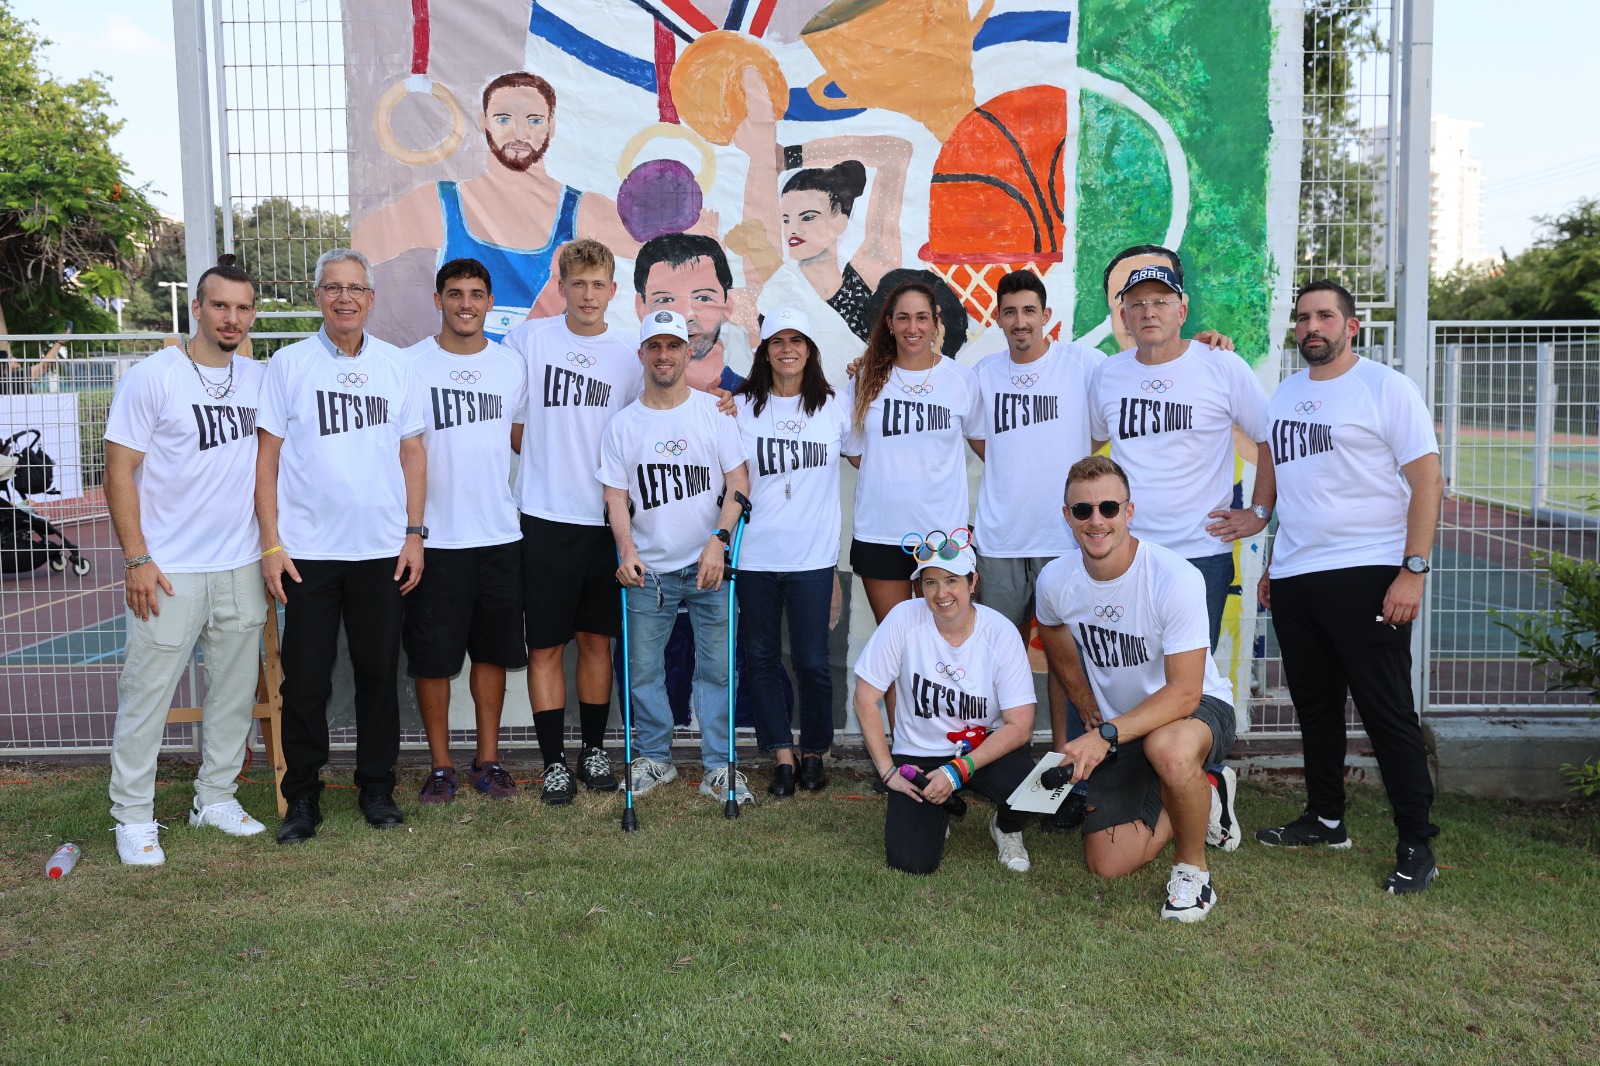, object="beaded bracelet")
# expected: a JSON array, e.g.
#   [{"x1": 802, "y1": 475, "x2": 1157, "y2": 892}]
[{"x1": 123, "y1": 554, "x2": 152, "y2": 570}]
